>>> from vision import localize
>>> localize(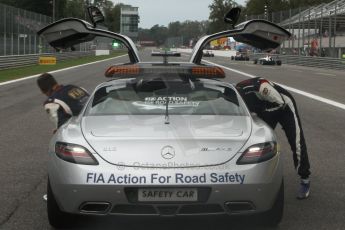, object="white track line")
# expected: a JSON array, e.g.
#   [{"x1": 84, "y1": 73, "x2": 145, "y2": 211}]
[
  {"x1": 315, "y1": 72, "x2": 336, "y2": 77},
  {"x1": 203, "y1": 59, "x2": 345, "y2": 111},
  {"x1": 290, "y1": 69, "x2": 303, "y2": 73},
  {"x1": 0, "y1": 54, "x2": 127, "y2": 86}
]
